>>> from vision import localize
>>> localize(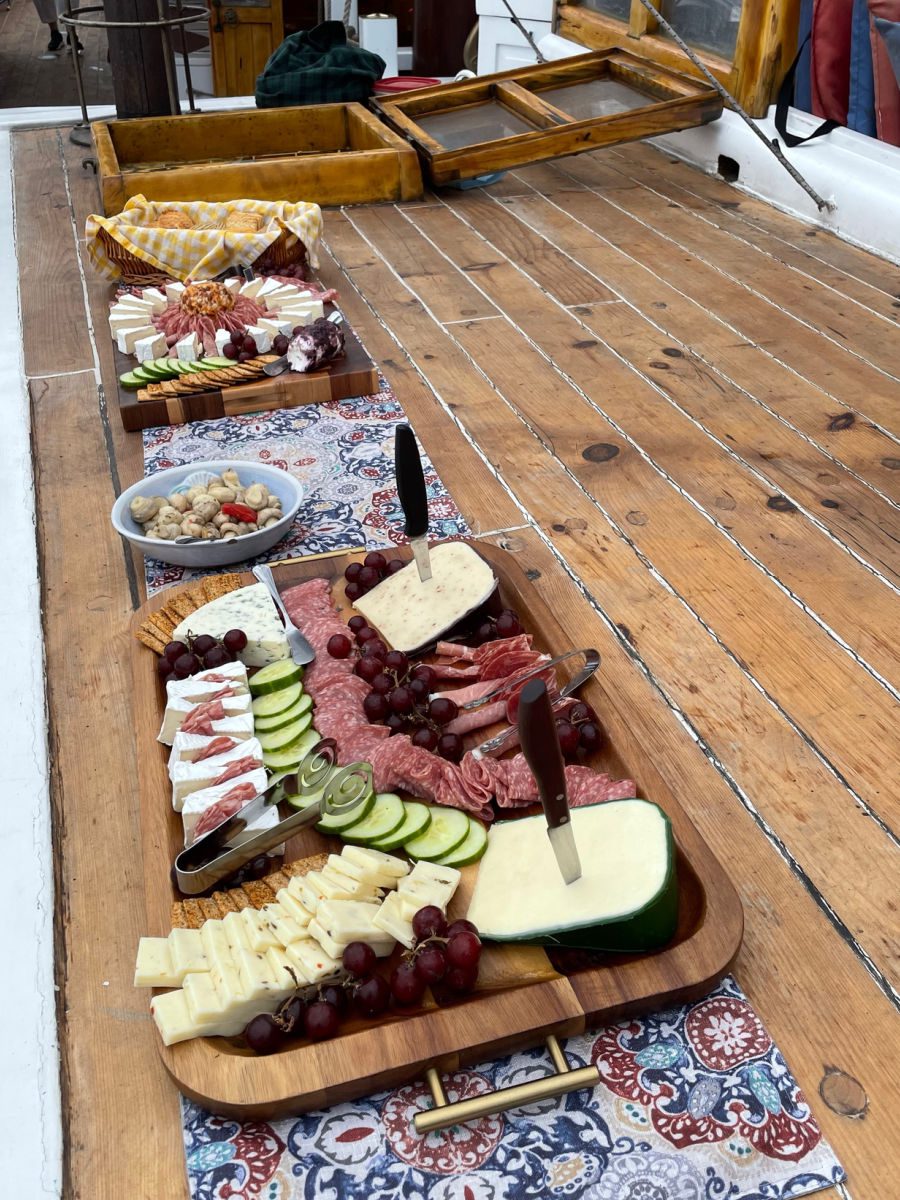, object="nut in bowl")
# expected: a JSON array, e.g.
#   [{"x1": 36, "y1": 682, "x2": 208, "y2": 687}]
[{"x1": 111, "y1": 460, "x2": 303, "y2": 568}]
